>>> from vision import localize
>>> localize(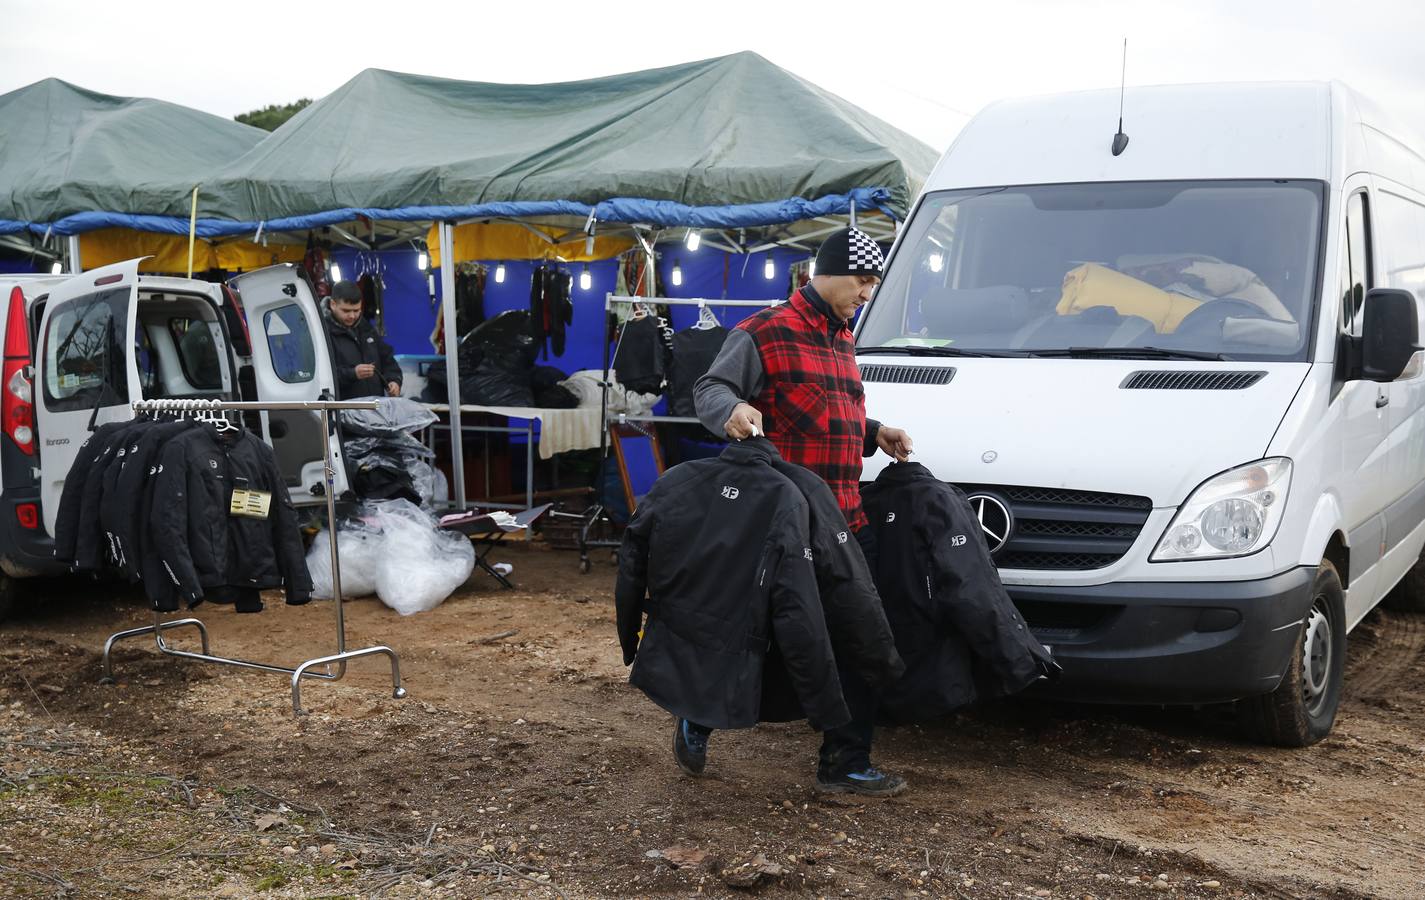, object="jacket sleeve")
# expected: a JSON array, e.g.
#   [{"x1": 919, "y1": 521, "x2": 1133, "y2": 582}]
[
  {"x1": 260, "y1": 443, "x2": 313, "y2": 605},
  {"x1": 614, "y1": 481, "x2": 659, "y2": 665},
  {"x1": 863, "y1": 418, "x2": 882, "y2": 457},
  {"x1": 378, "y1": 336, "x2": 403, "y2": 388},
  {"x1": 52, "y1": 427, "x2": 108, "y2": 564},
  {"x1": 110, "y1": 432, "x2": 158, "y2": 580},
  {"x1": 767, "y1": 502, "x2": 849, "y2": 732},
  {"x1": 152, "y1": 440, "x2": 204, "y2": 607},
  {"x1": 693, "y1": 329, "x2": 765, "y2": 438},
  {"x1": 926, "y1": 490, "x2": 1059, "y2": 696},
  {"x1": 788, "y1": 467, "x2": 904, "y2": 688}
]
